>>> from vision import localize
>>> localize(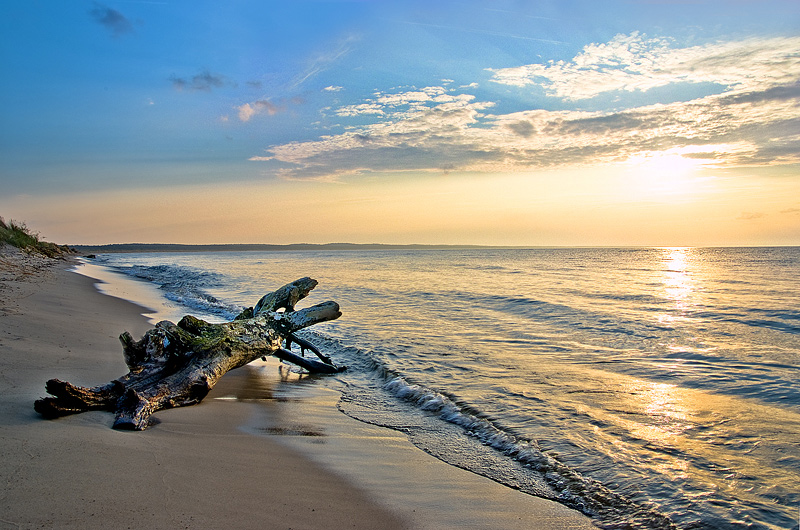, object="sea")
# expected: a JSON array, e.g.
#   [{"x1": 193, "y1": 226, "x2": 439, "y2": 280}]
[{"x1": 83, "y1": 247, "x2": 799, "y2": 530}]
